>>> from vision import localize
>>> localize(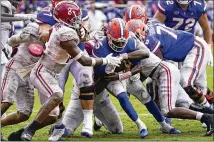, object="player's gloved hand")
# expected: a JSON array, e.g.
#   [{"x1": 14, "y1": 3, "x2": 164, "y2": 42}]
[
  {"x1": 89, "y1": 30, "x2": 105, "y2": 41},
  {"x1": 103, "y1": 53, "x2": 121, "y2": 67},
  {"x1": 207, "y1": 44, "x2": 213, "y2": 67}
]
